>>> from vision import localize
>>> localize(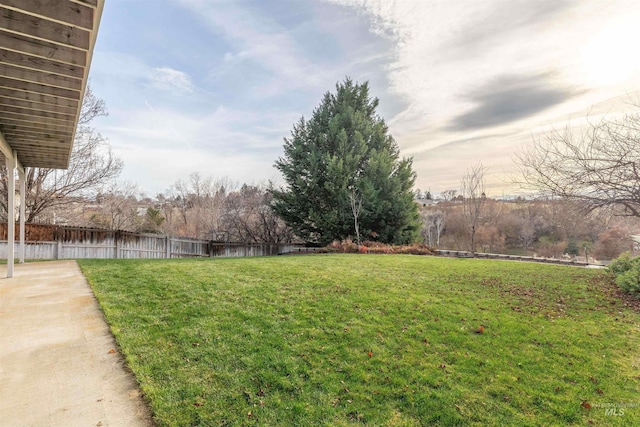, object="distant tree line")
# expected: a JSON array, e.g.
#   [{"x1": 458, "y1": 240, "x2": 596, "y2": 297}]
[
  {"x1": 419, "y1": 196, "x2": 639, "y2": 260},
  {"x1": 84, "y1": 174, "x2": 294, "y2": 244}
]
